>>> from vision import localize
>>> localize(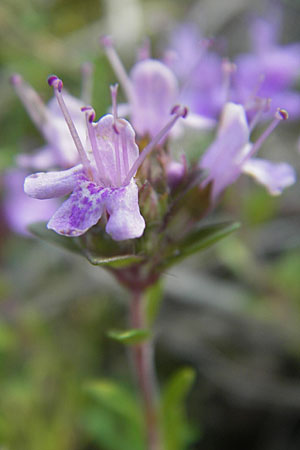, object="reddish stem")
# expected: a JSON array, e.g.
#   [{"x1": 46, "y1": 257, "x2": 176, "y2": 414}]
[{"x1": 130, "y1": 290, "x2": 162, "y2": 450}]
